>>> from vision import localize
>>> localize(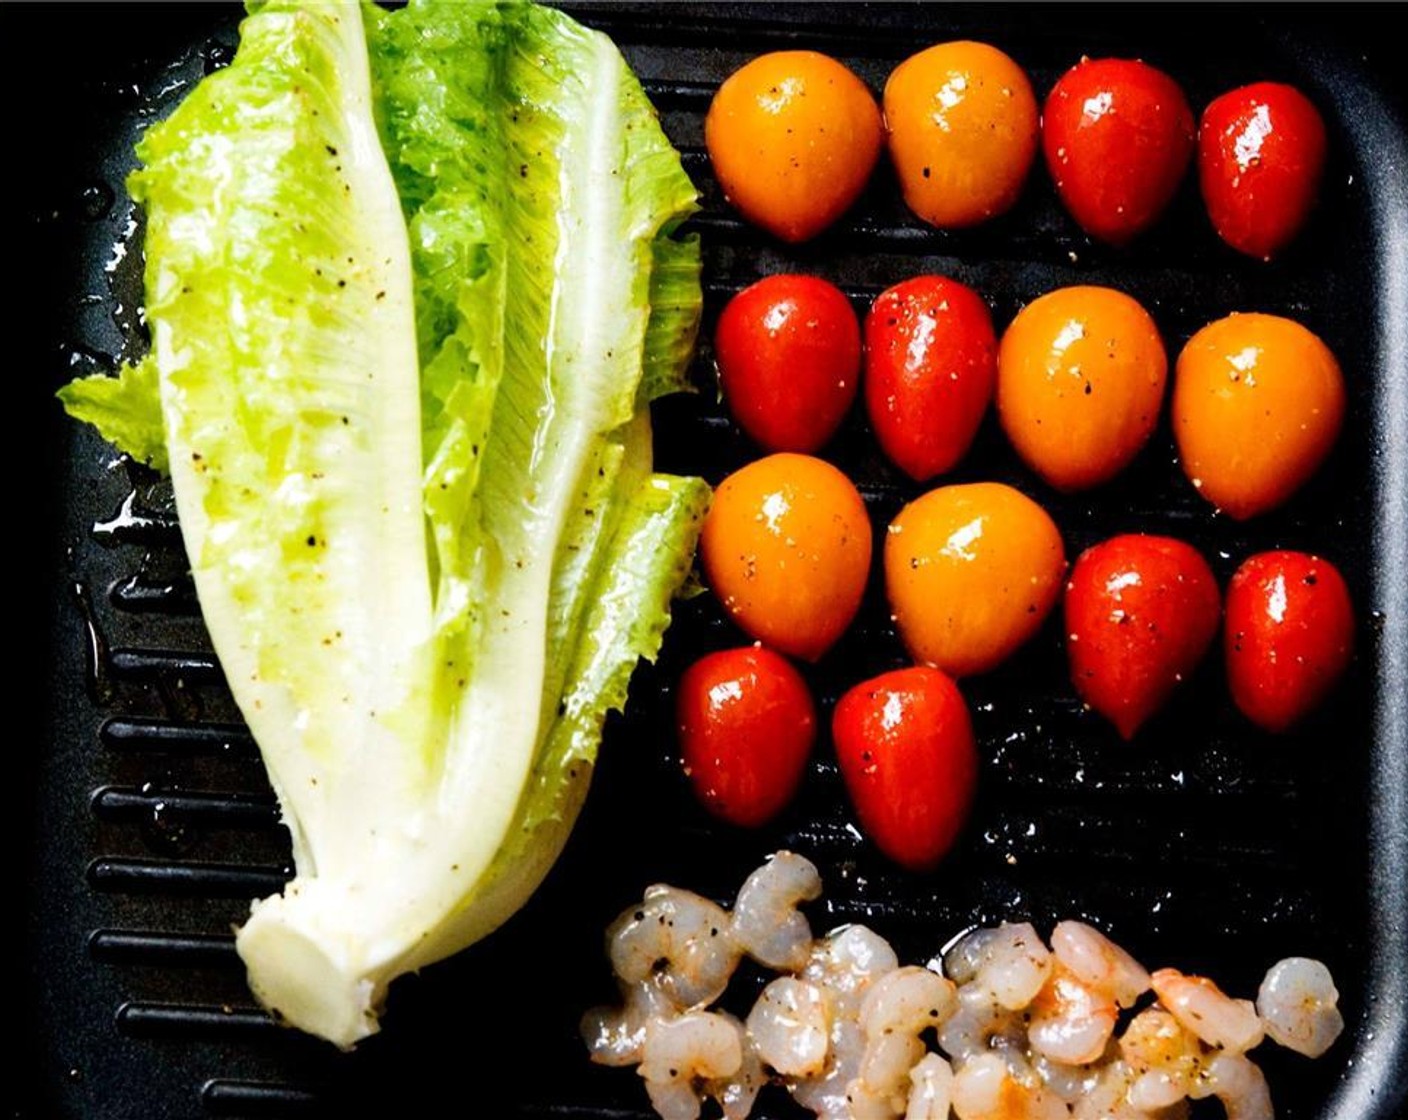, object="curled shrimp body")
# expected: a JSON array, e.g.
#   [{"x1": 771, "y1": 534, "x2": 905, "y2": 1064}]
[
  {"x1": 1150, "y1": 969, "x2": 1264, "y2": 1054},
  {"x1": 640, "y1": 1011, "x2": 744, "y2": 1120},
  {"x1": 1031, "y1": 1051, "x2": 1106, "y2": 1105},
  {"x1": 906, "y1": 1053, "x2": 956, "y2": 1120},
  {"x1": 707, "y1": 1012, "x2": 766, "y2": 1120},
  {"x1": 746, "y1": 976, "x2": 832, "y2": 1077},
  {"x1": 951, "y1": 1052, "x2": 1071, "y2": 1120},
  {"x1": 938, "y1": 981, "x2": 1027, "y2": 1064},
  {"x1": 1192, "y1": 1053, "x2": 1273, "y2": 1120},
  {"x1": 582, "y1": 977, "x2": 678, "y2": 1067},
  {"x1": 944, "y1": 923, "x2": 1053, "y2": 1010},
  {"x1": 1256, "y1": 957, "x2": 1343, "y2": 1059},
  {"x1": 609, "y1": 885, "x2": 741, "y2": 1011},
  {"x1": 1074, "y1": 1059, "x2": 1190, "y2": 1120},
  {"x1": 1052, "y1": 920, "x2": 1151, "y2": 1009},
  {"x1": 791, "y1": 1018, "x2": 866, "y2": 1120},
  {"x1": 858, "y1": 966, "x2": 958, "y2": 1108},
  {"x1": 1029, "y1": 963, "x2": 1118, "y2": 1066},
  {"x1": 732, "y1": 851, "x2": 823, "y2": 972},
  {"x1": 802, "y1": 924, "x2": 902, "y2": 1017},
  {"x1": 1119, "y1": 1006, "x2": 1203, "y2": 1110}
]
